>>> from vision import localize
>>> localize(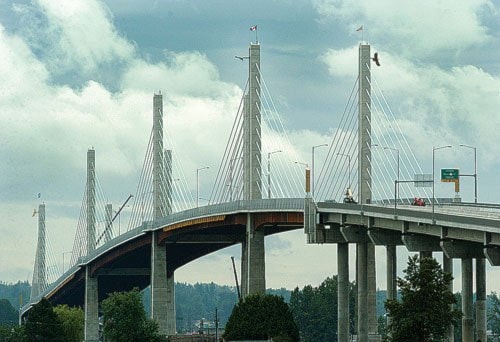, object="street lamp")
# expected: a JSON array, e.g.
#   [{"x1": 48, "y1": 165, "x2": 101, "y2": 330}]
[
  {"x1": 294, "y1": 161, "x2": 308, "y2": 168},
  {"x1": 312, "y1": 144, "x2": 328, "y2": 196},
  {"x1": 197, "y1": 166, "x2": 209, "y2": 207},
  {"x1": 373, "y1": 144, "x2": 400, "y2": 203},
  {"x1": 267, "y1": 150, "x2": 282, "y2": 198},
  {"x1": 459, "y1": 144, "x2": 477, "y2": 203},
  {"x1": 432, "y1": 145, "x2": 452, "y2": 223},
  {"x1": 383, "y1": 147, "x2": 400, "y2": 183},
  {"x1": 336, "y1": 153, "x2": 352, "y2": 189}
]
